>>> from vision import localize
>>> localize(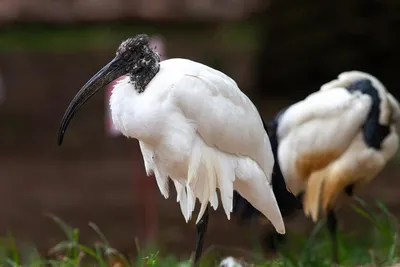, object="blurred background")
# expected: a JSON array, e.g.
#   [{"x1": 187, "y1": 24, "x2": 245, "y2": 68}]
[{"x1": 0, "y1": 0, "x2": 400, "y2": 261}]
